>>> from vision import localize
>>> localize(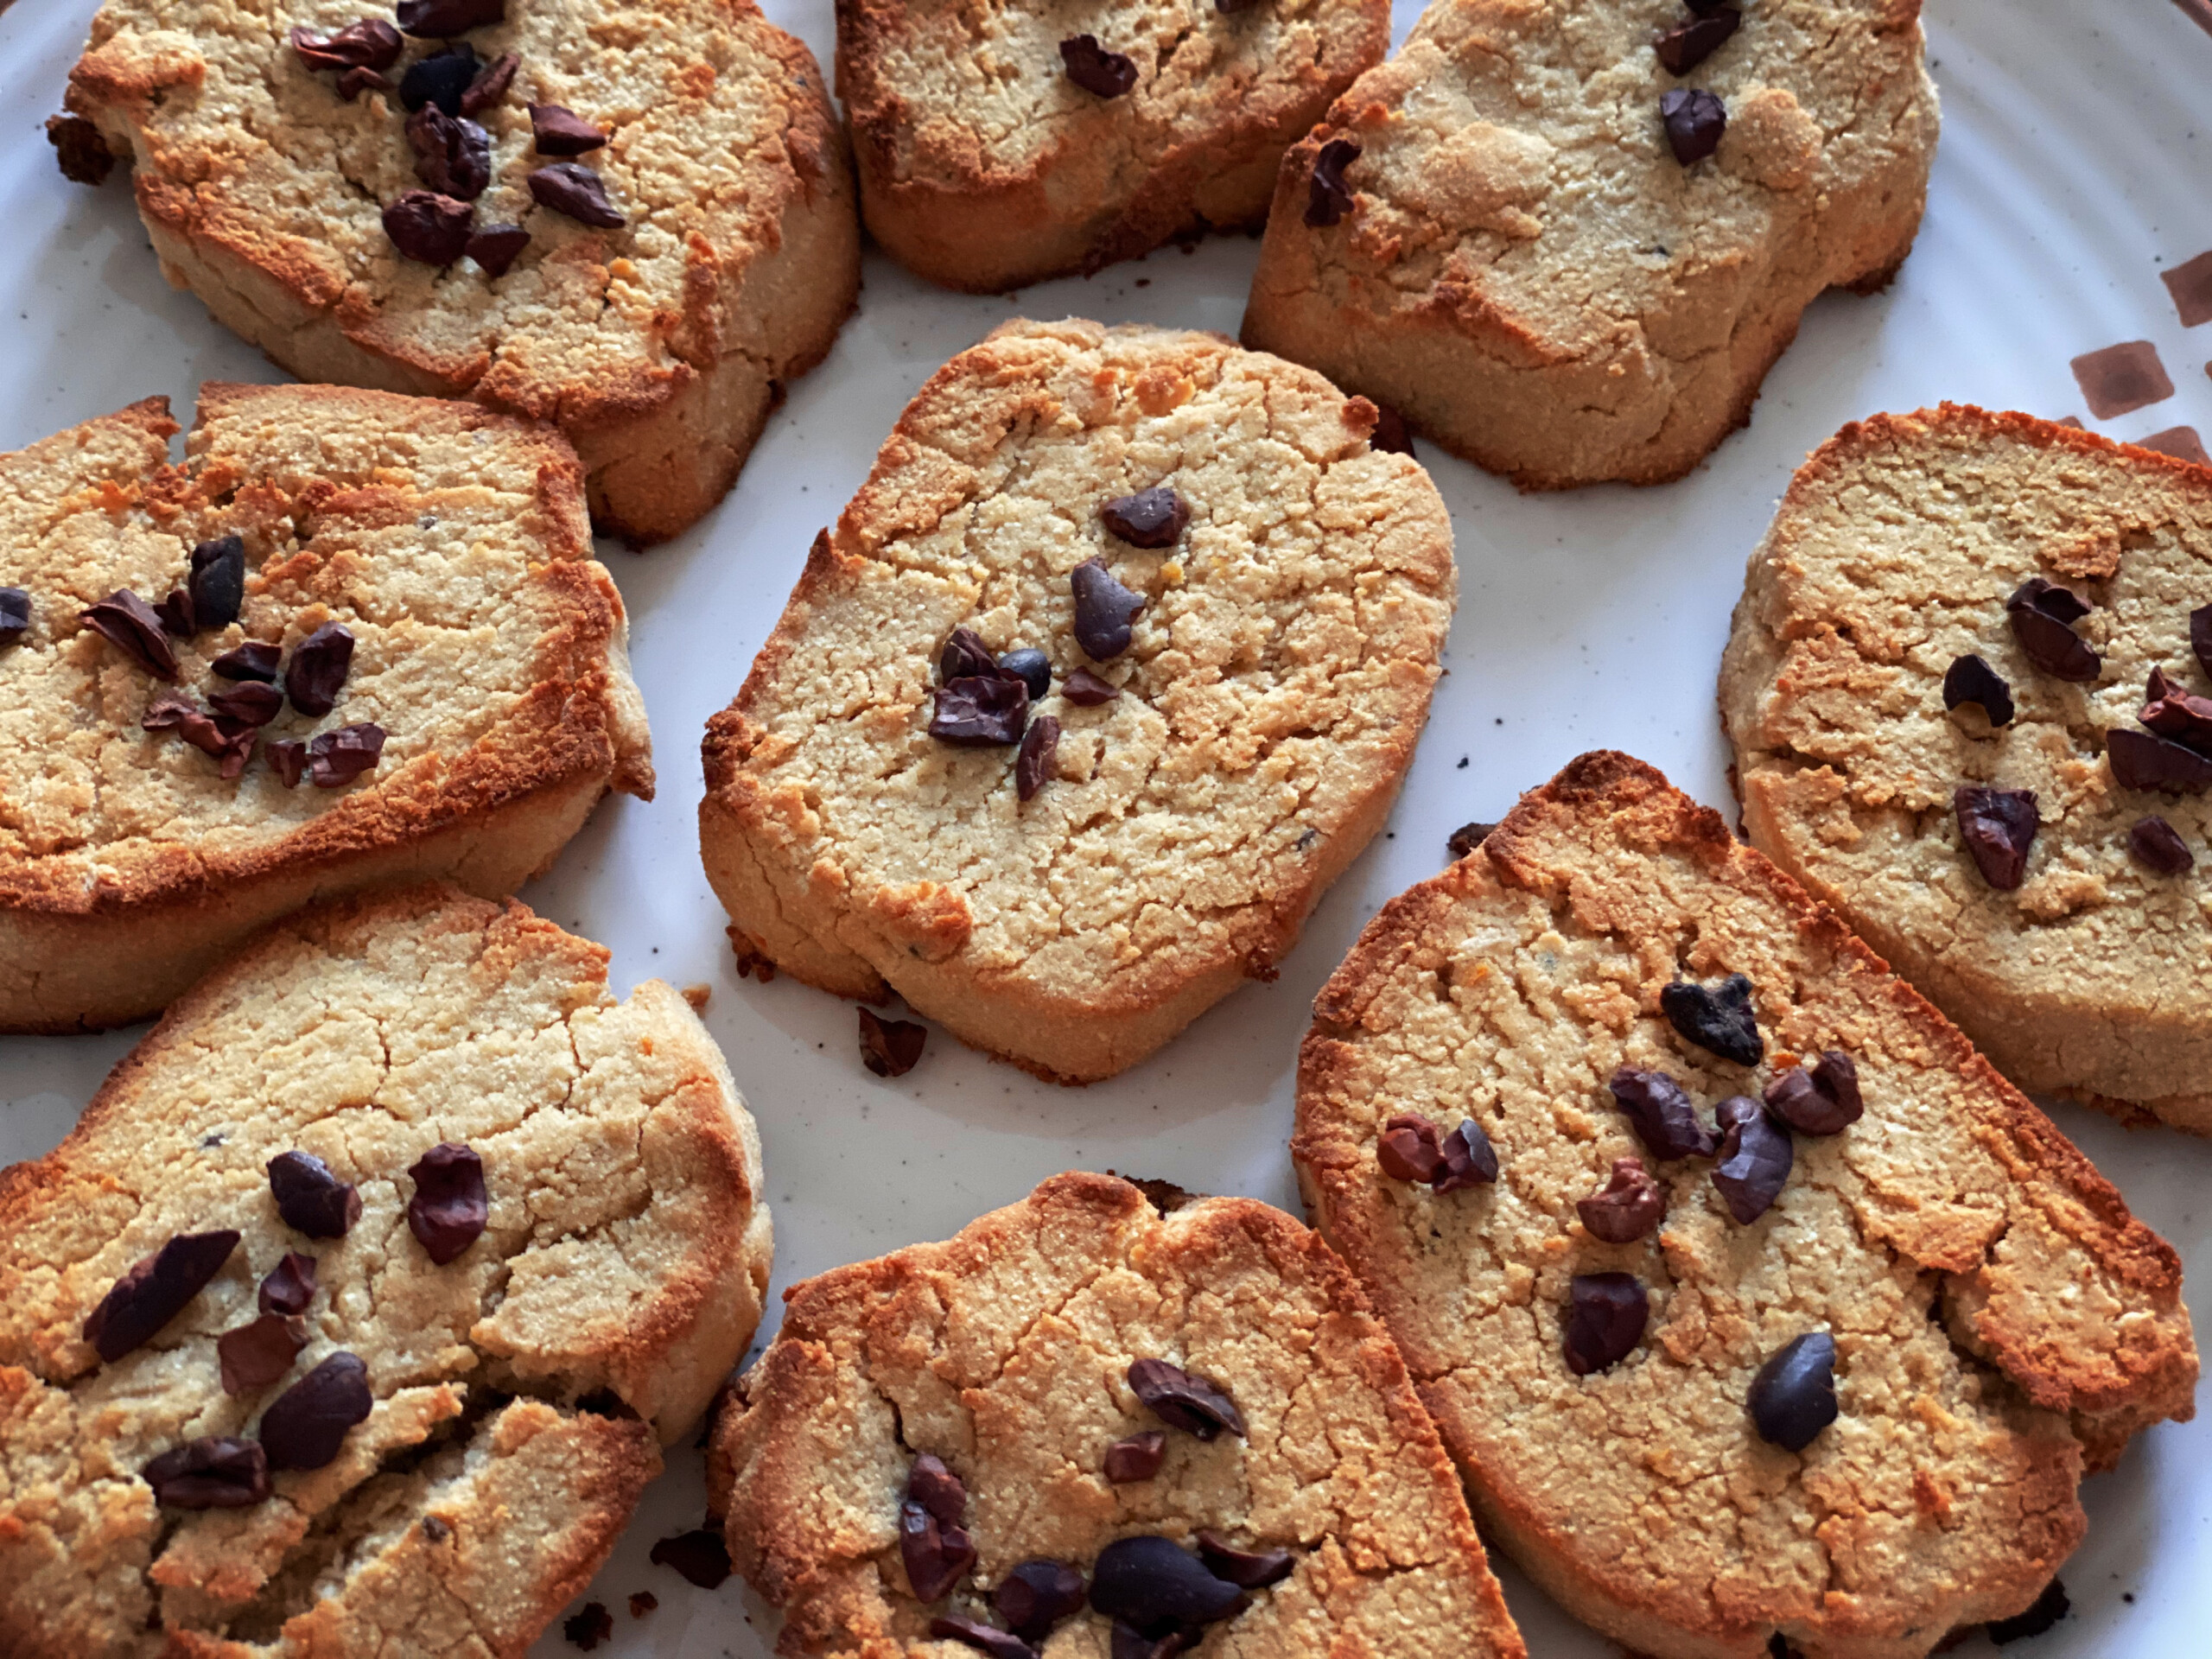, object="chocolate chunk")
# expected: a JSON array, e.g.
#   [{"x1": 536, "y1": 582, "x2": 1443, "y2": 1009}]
[
  {"x1": 257, "y1": 1351, "x2": 372, "y2": 1470},
  {"x1": 1942, "y1": 654, "x2": 2013, "y2": 727},
  {"x1": 308, "y1": 722, "x2": 386, "y2": 787},
  {"x1": 219, "y1": 1313, "x2": 310, "y2": 1395},
  {"x1": 1577, "y1": 1156, "x2": 1665, "y2": 1243},
  {"x1": 1446, "y1": 821, "x2": 1496, "y2": 861},
  {"x1": 906, "y1": 1453, "x2": 967, "y2": 1525},
  {"x1": 2192, "y1": 604, "x2": 2212, "y2": 683},
  {"x1": 269, "y1": 1147, "x2": 359, "y2": 1237},
  {"x1": 1112, "y1": 1625, "x2": 1200, "y2": 1659},
  {"x1": 188, "y1": 534, "x2": 246, "y2": 630},
  {"x1": 1660, "y1": 87, "x2": 1726, "y2": 164},
  {"x1": 931, "y1": 673, "x2": 1029, "y2": 744},
  {"x1": 1060, "y1": 35, "x2": 1138, "y2": 98},
  {"x1": 267, "y1": 739, "x2": 308, "y2": 788},
  {"x1": 407, "y1": 1141, "x2": 487, "y2": 1264},
  {"x1": 1987, "y1": 1580, "x2": 2069, "y2": 1644},
  {"x1": 83, "y1": 1230, "x2": 241, "y2": 1362},
  {"x1": 2107, "y1": 728, "x2": 2212, "y2": 794},
  {"x1": 1762, "y1": 1051, "x2": 1862, "y2": 1135},
  {"x1": 2139, "y1": 665, "x2": 2212, "y2": 754},
  {"x1": 338, "y1": 66, "x2": 395, "y2": 100},
  {"x1": 563, "y1": 1603, "x2": 613, "y2": 1651},
  {"x1": 2005, "y1": 578, "x2": 2101, "y2": 682},
  {"x1": 1194, "y1": 1531, "x2": 1295, "y2": 1589},
  {"x1": 407, "y1": 105, "x2": 493, "y2": 200},
  {"x1": 1661, "y1": 972, "x2": 1764, "y2": 1066},
  {"x1": 1376, "y1": 1112, "x2": 1446, "y2": 1184},
  {"x1": 994, "y1": 1559, "x2": 1088, "y2": 1642},
  {"x1": 290, "y1": 18, "x2": 403, "y2": 73},
  {"x1": 1561, "y1": 1272, "x2": 1648, "y2": 1376},
  {"x1": 528, "y1": 163, "x2": 626, "y2": 228},
  {"x1": 1071, "y1": 558, "x2": 1146, "y2": 660},
  {"x1": 212, "y1": 640, "x2": 281, "y2": 681},
  {"x1": 460, "y1": 50, "x2": 518, "y2": 115},
  {"x1": 1090, "y1": 1535, "x2": 1244, "y2": 1630},
  {"x1": 399, "y1": 43, "x2": 480, "y2": 115},
  {"x1": 1711, "y1": 1095, "x2": 1792, "y2": 1224},
  {"x1": 1955, "y1": 785, "x2": 2038, "y2": 887},
  {"x1": 82, "y1": 590, "x2": 179, "y2": 679},
  {"x1": 530, "y1": 103, "x2": 607, "y2": 155},
  {"x1": 259, "y1": 1251, "x2": 318, "y2": 1315},
  {"x1": 2129, "y1": 815, "x2": 2194, "y2": 875},
  {"x1": 648, "y1": 1529, "x2": 732, "y2": 1588},
  {"x1": 1606, "y1": 1065, "x2": 1718, "y2": 1160},
  {"x1": 1368, "y1": 402, "x2": 1414, "y2": 456},
  {"x1": 1655, "y1": 8, "x2": 1738, "y2": 74},
  {"x1": 284, "y1": 621, "x2": 355, "y2": 715},
  {"x1": 859, "y1": 1007, "x2": 928, "y2": 1076},
  {"x1": 209, "y1": 680, "x2": 283, "y2": 727},
  {"x1": 397, "y1": 0, "x2": 506, "y2": 36},
  {"x1": 1746, "y1": 1331, "x2": 1838, "y2": 1452},
  {"x1": 998, "y1": 647, "x2": 1052, "y2": 699},
  {"x1": 384, "y1": 189, "x2": 474, "y2": 264},
  {"x1": 1306, "y1": 137, "x2": 1360, "y2": 226},
  {"x1": 1100, "y1": 486, "x2": 1189, "y2": 549},
  {"x1": 0, "y1": 588, "x2": 29, "y2": 645},
  {"x1": 1062, "y1": 666, "x2": 1121, "y2": 705},
  {"x1": 143, "y1": 1436, "x2": 270, "y2": 1510},
  {"x1": 466, "y1": 223, "x2": 531, "y2": 276},
  {"x1": 2070, "y1": 341, "x2": 2174, "y2": 420},
  {"x1": 937, "y1": 625, "x2": 1001, "y2": 683},
  {"x1": 1128, "y1": 1357, "x2": 1244, "y2": 1440},
  {"x1": 47, "y1": 113, "x2": 116, "y2": 185},
  {"x1": 899, "y1": 1498, "x2": 976, "y2": 1601},
  {"x1": 1016, "y1": 715, "x2": 1061, "y2": 802},
  {"x1": 1103, "y1": 1430, "x2": 1166, "y2": 1482},
  {"x1": 1434, "y1": 1118, "x2": 1499, "y2": 1191},
  {"x1": 928, "y1": 1617, "x2": 1037, "y2": 1659}
]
